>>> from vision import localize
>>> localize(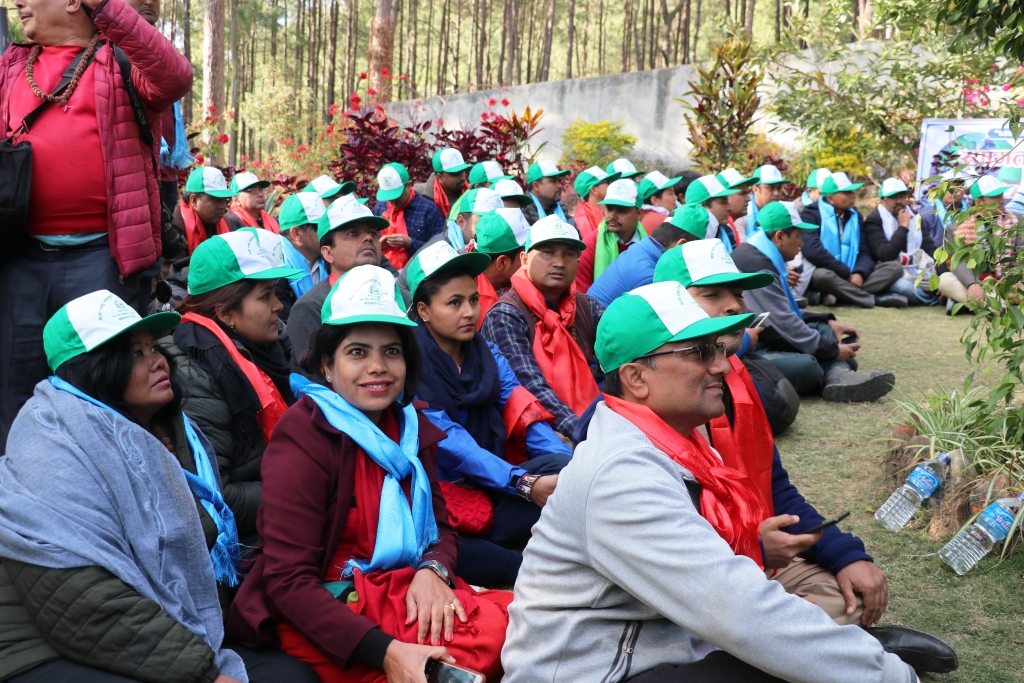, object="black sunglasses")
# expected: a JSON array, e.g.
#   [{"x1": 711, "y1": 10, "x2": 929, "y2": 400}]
[{"x1": 636, "y1": 341, "x2": 728, "y2": 364}]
